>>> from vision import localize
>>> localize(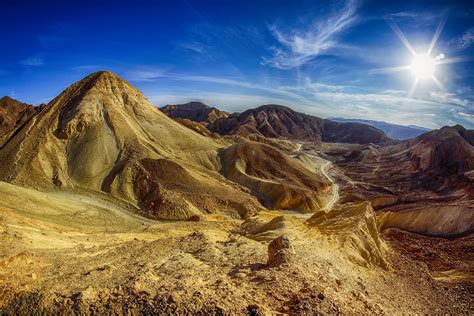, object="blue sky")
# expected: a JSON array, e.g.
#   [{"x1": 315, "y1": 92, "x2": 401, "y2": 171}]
[{"x1": 1, "y1": 0, "x2": 473, "y2": 129}]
